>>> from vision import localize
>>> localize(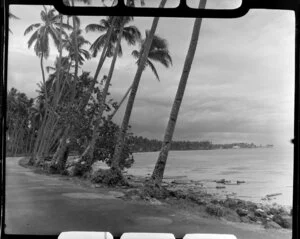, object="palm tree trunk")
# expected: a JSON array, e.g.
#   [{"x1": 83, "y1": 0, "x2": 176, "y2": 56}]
[
  {"x1": 71, "y1": 0, "x2": 79, "y2": 101},
  {"x1": 81, "y1": 18, "x2": 126, "y2": 162},
  {"x1": 54, "y1": 14, "x2": 64, "y2": 106},
  {"x1": 111, "y1": 0, "x2": 168, "y2": 173},
  {"x1": 151, "y1": 0, "x2": 207, "y2": 187},
  {"x1": 51, "y1": 125, "x2": 70, "y2": 172},
  {"x1": 109, "y1": 83, "x2": 132, "y2": 120},
  {"x1": 40, "y1": 53, "x2": 48, "y2": 106}
]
